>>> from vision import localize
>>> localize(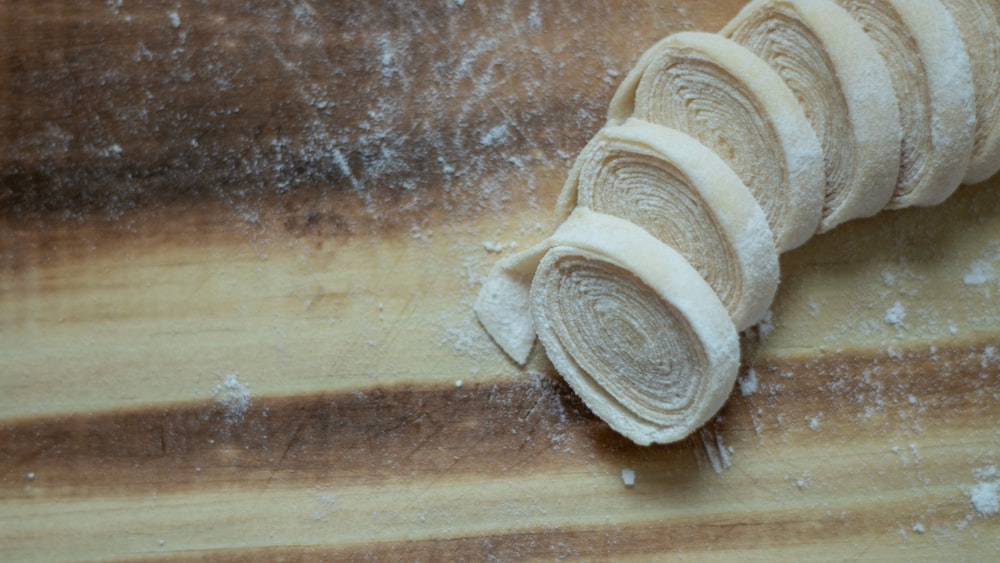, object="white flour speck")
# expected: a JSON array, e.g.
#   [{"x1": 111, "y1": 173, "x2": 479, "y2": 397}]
[
  {"x1": 970, "y1": 466, "x2": 1000, "y2": 517},
  {"x1": 884, "y1": 301, "x2": 907, "y2": 329},
  {"x1": 739, "y1": 368, "x2": 758, "y2": 397},
  {"x1": 971, "y1": 481, "x2": 999, "y2": 516},
  {"x1": 963, "y1": 260, "x2": 995, "y2": 286},
  {"x1": 213, "y1": 373, "x2": 251, "y2": 425},
  {"x1": 479, "y1": 124, "x2": 509, "y2": 147}
]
